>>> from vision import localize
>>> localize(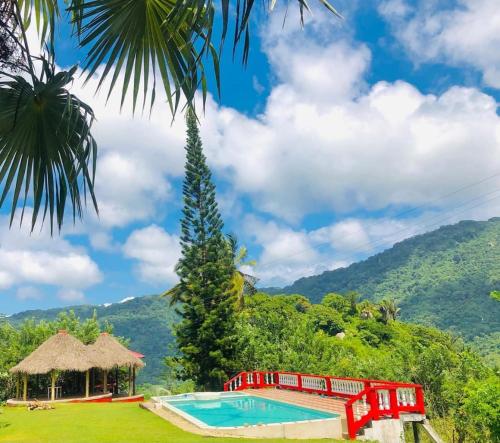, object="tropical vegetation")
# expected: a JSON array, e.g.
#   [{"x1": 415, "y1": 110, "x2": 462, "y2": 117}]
[{"x1": 272, "y1": 218, "x2": 500, "y2": 339}]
